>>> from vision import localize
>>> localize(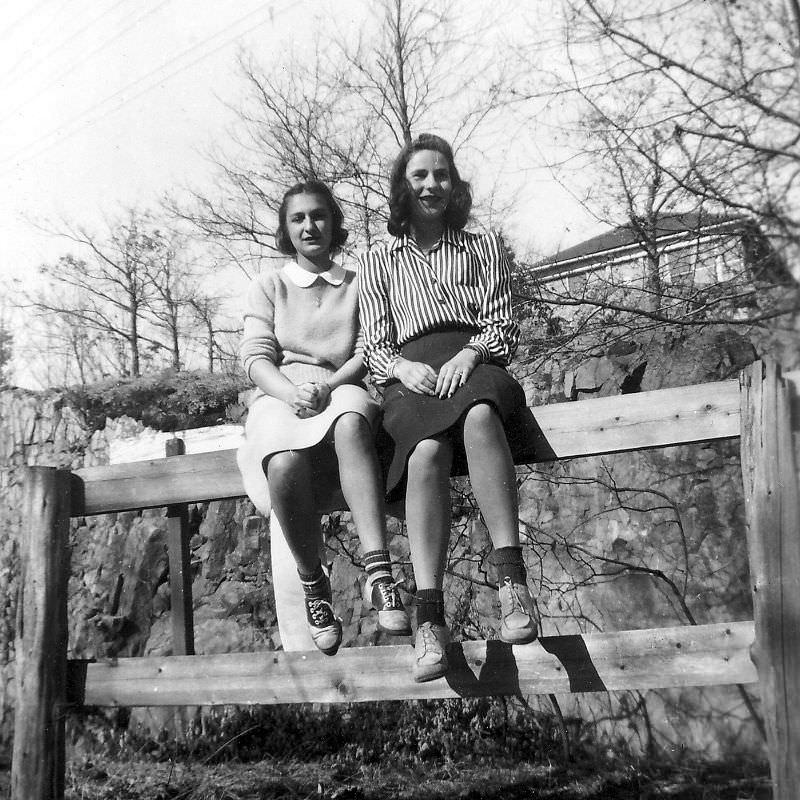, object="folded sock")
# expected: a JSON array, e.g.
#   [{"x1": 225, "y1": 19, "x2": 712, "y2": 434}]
[
  {"x1": 489, "y1": 546, "x2": 527, "y2": 585},
  {"x1": 298, "y1": 563, "x2": 328, "y2": 598},
  {"x1": 415, "y1": 588, "x2": 446, "y2": 627},
  {"x1": 364, "y1": 549, "x2": 394, "y2": 584}
]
